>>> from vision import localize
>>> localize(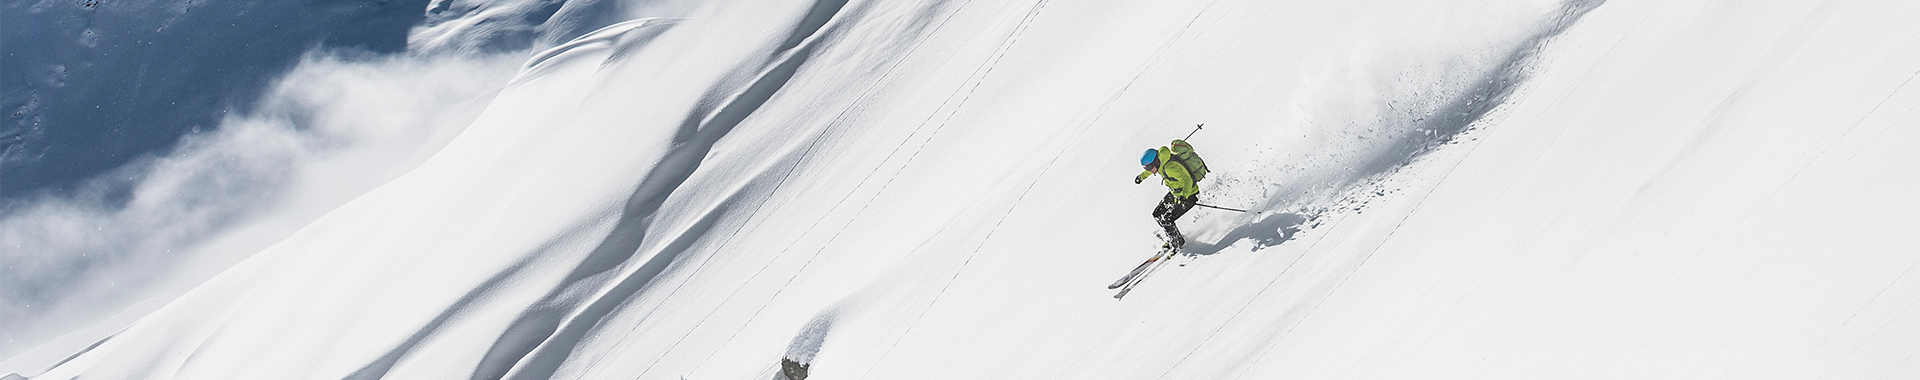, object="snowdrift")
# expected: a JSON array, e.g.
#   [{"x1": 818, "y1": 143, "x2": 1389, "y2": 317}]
[{"x1": 16, "y1": 0, "x2": 1920, "y2": 379}]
